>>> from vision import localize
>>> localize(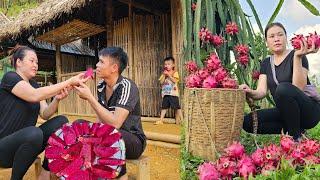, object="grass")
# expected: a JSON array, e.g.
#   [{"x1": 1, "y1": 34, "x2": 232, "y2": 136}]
[{"x1": 0, "y1": 1, "x2": 39, "y2": 18}]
